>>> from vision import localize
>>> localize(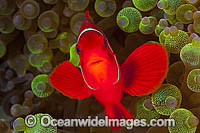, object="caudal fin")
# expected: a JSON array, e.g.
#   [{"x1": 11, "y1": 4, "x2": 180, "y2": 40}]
[
  {"x1": 121, "y1": 43, "x2": 168, "y2": 96},
  {"x1": 105, "y1": 103, "x2": 133, "y2": 130}
]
